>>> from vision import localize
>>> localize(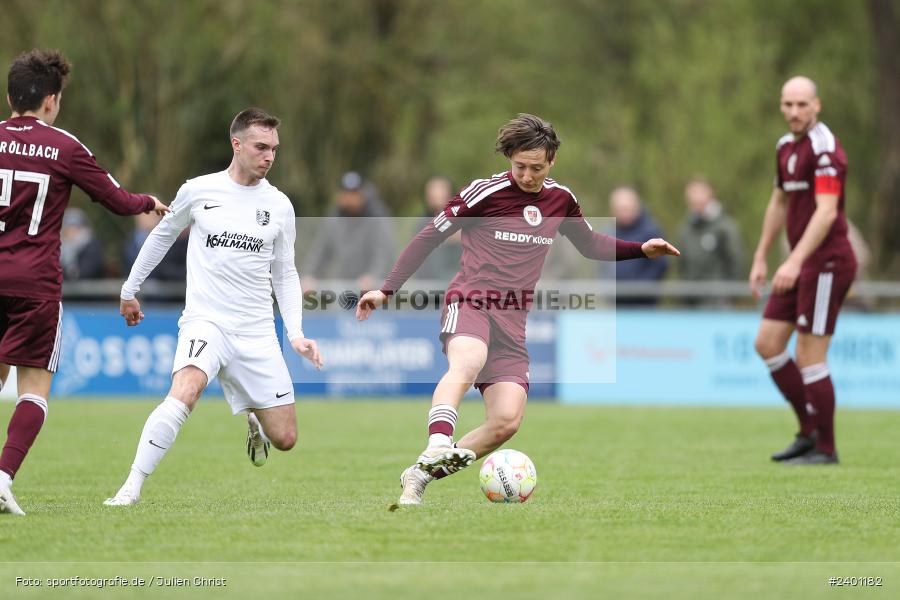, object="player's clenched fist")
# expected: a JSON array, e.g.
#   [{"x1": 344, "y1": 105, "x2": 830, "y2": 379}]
[
  {"x1": 641, "y1": 238, "x2": 681, "y2": 258},
  {"x1": 356, "y1": 290, "x2": 387, "y2": 321},
  {"x1": 120, "y1": 298, "x2": 144, "y2": 327}
]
